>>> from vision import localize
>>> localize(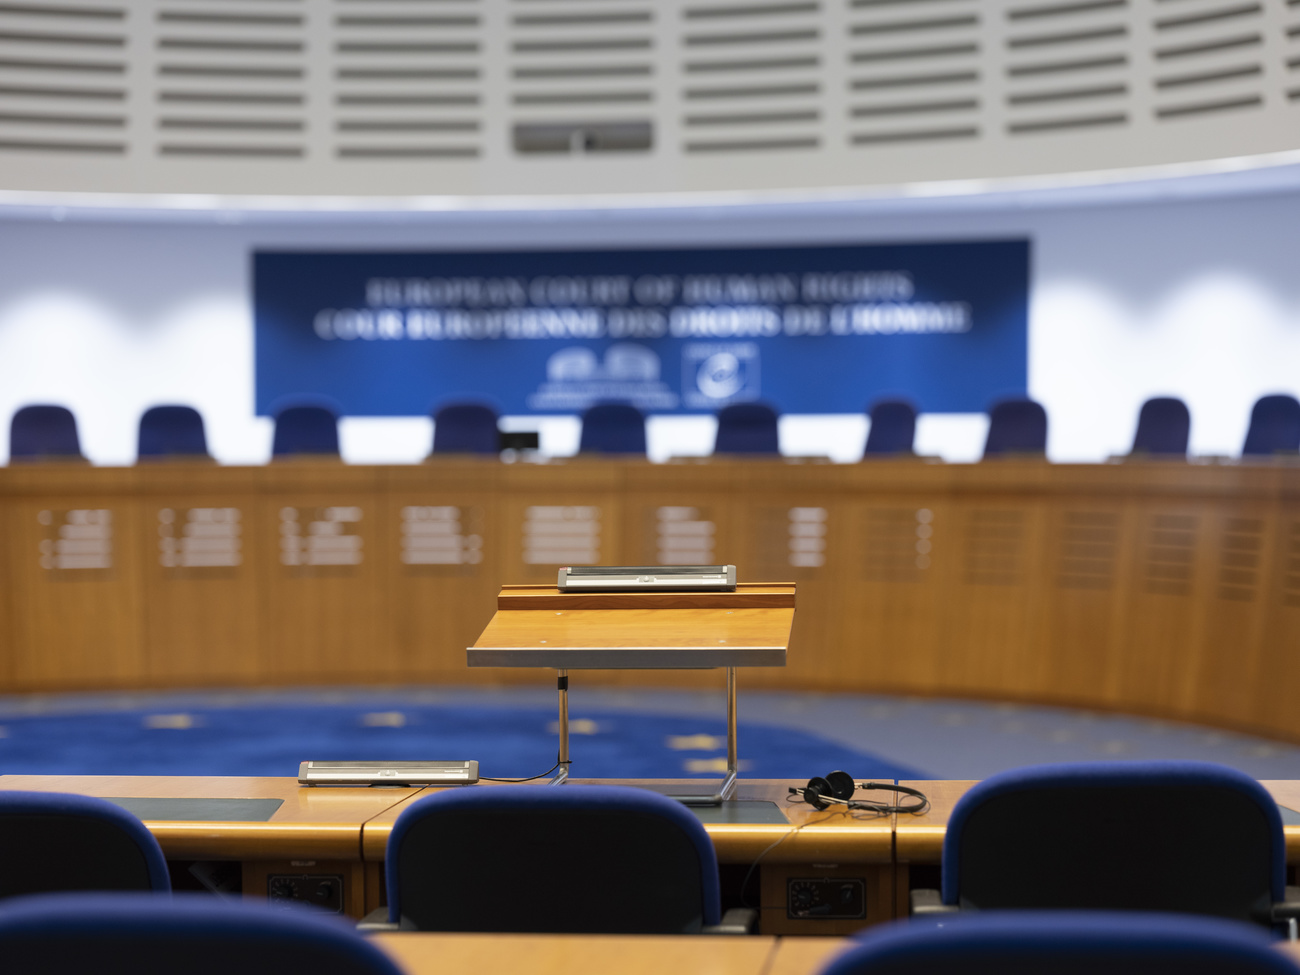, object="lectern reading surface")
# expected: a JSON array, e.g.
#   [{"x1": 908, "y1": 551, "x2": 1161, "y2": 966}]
[{"x1": 468, "y1": 575, "x2": 794, "y2": 805}]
